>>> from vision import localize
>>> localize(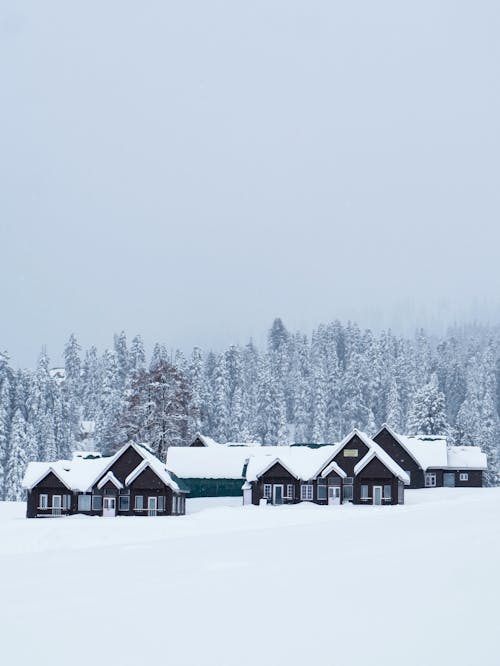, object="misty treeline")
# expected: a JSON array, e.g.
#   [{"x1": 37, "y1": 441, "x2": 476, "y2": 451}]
[{"x1": 1, "y1": 318, "x2": 500, "y2": 500}]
